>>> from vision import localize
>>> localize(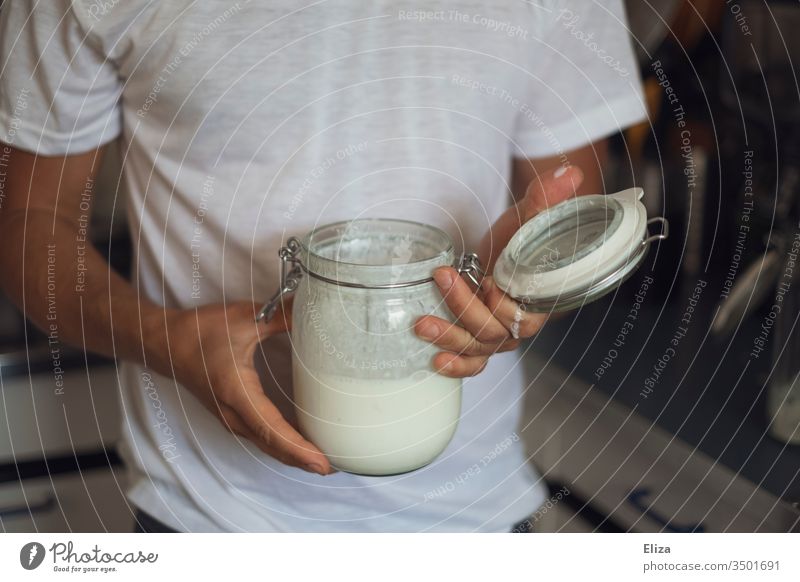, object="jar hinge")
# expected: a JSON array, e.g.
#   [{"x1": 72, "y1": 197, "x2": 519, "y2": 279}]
[
  {"x1": 642, "y1": 217, "x2": 669, "y2": 247},
  {"x1": 457, "y1": 252, "x2": 485, "y2": 288},
  {"x1": 255, "y1": 237, "x2": 303, "y2": 323}
]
